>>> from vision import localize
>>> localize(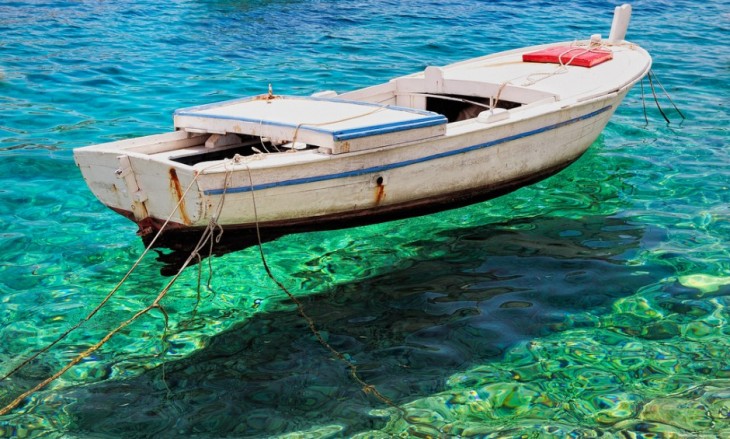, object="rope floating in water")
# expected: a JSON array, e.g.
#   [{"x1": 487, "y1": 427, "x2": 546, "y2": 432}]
[{"x1": 0, "y1": 155, "x2": 405, "y2": 421}]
